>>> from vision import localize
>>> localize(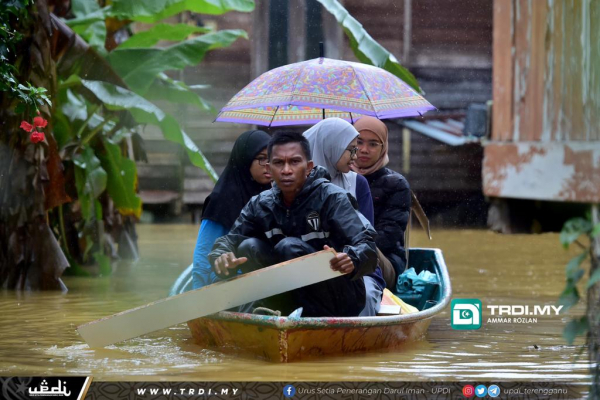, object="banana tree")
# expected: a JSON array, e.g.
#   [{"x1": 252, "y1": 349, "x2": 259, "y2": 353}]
[{"x1": 0, "y1": 0, "x2": 253, "y2": 289}]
